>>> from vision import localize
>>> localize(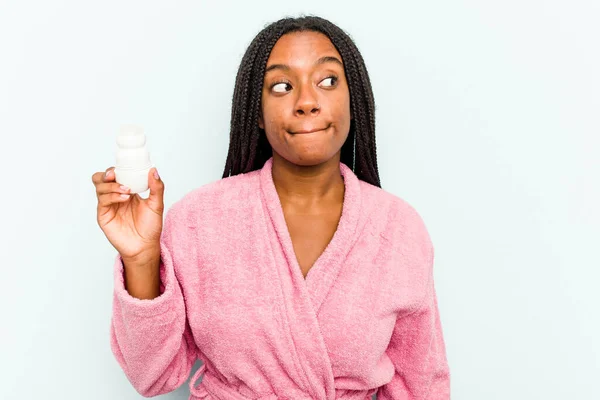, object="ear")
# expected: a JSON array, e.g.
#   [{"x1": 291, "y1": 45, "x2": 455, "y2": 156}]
[{"x1": 258, "y1": 112, "x2": 264, "y2": 129}]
